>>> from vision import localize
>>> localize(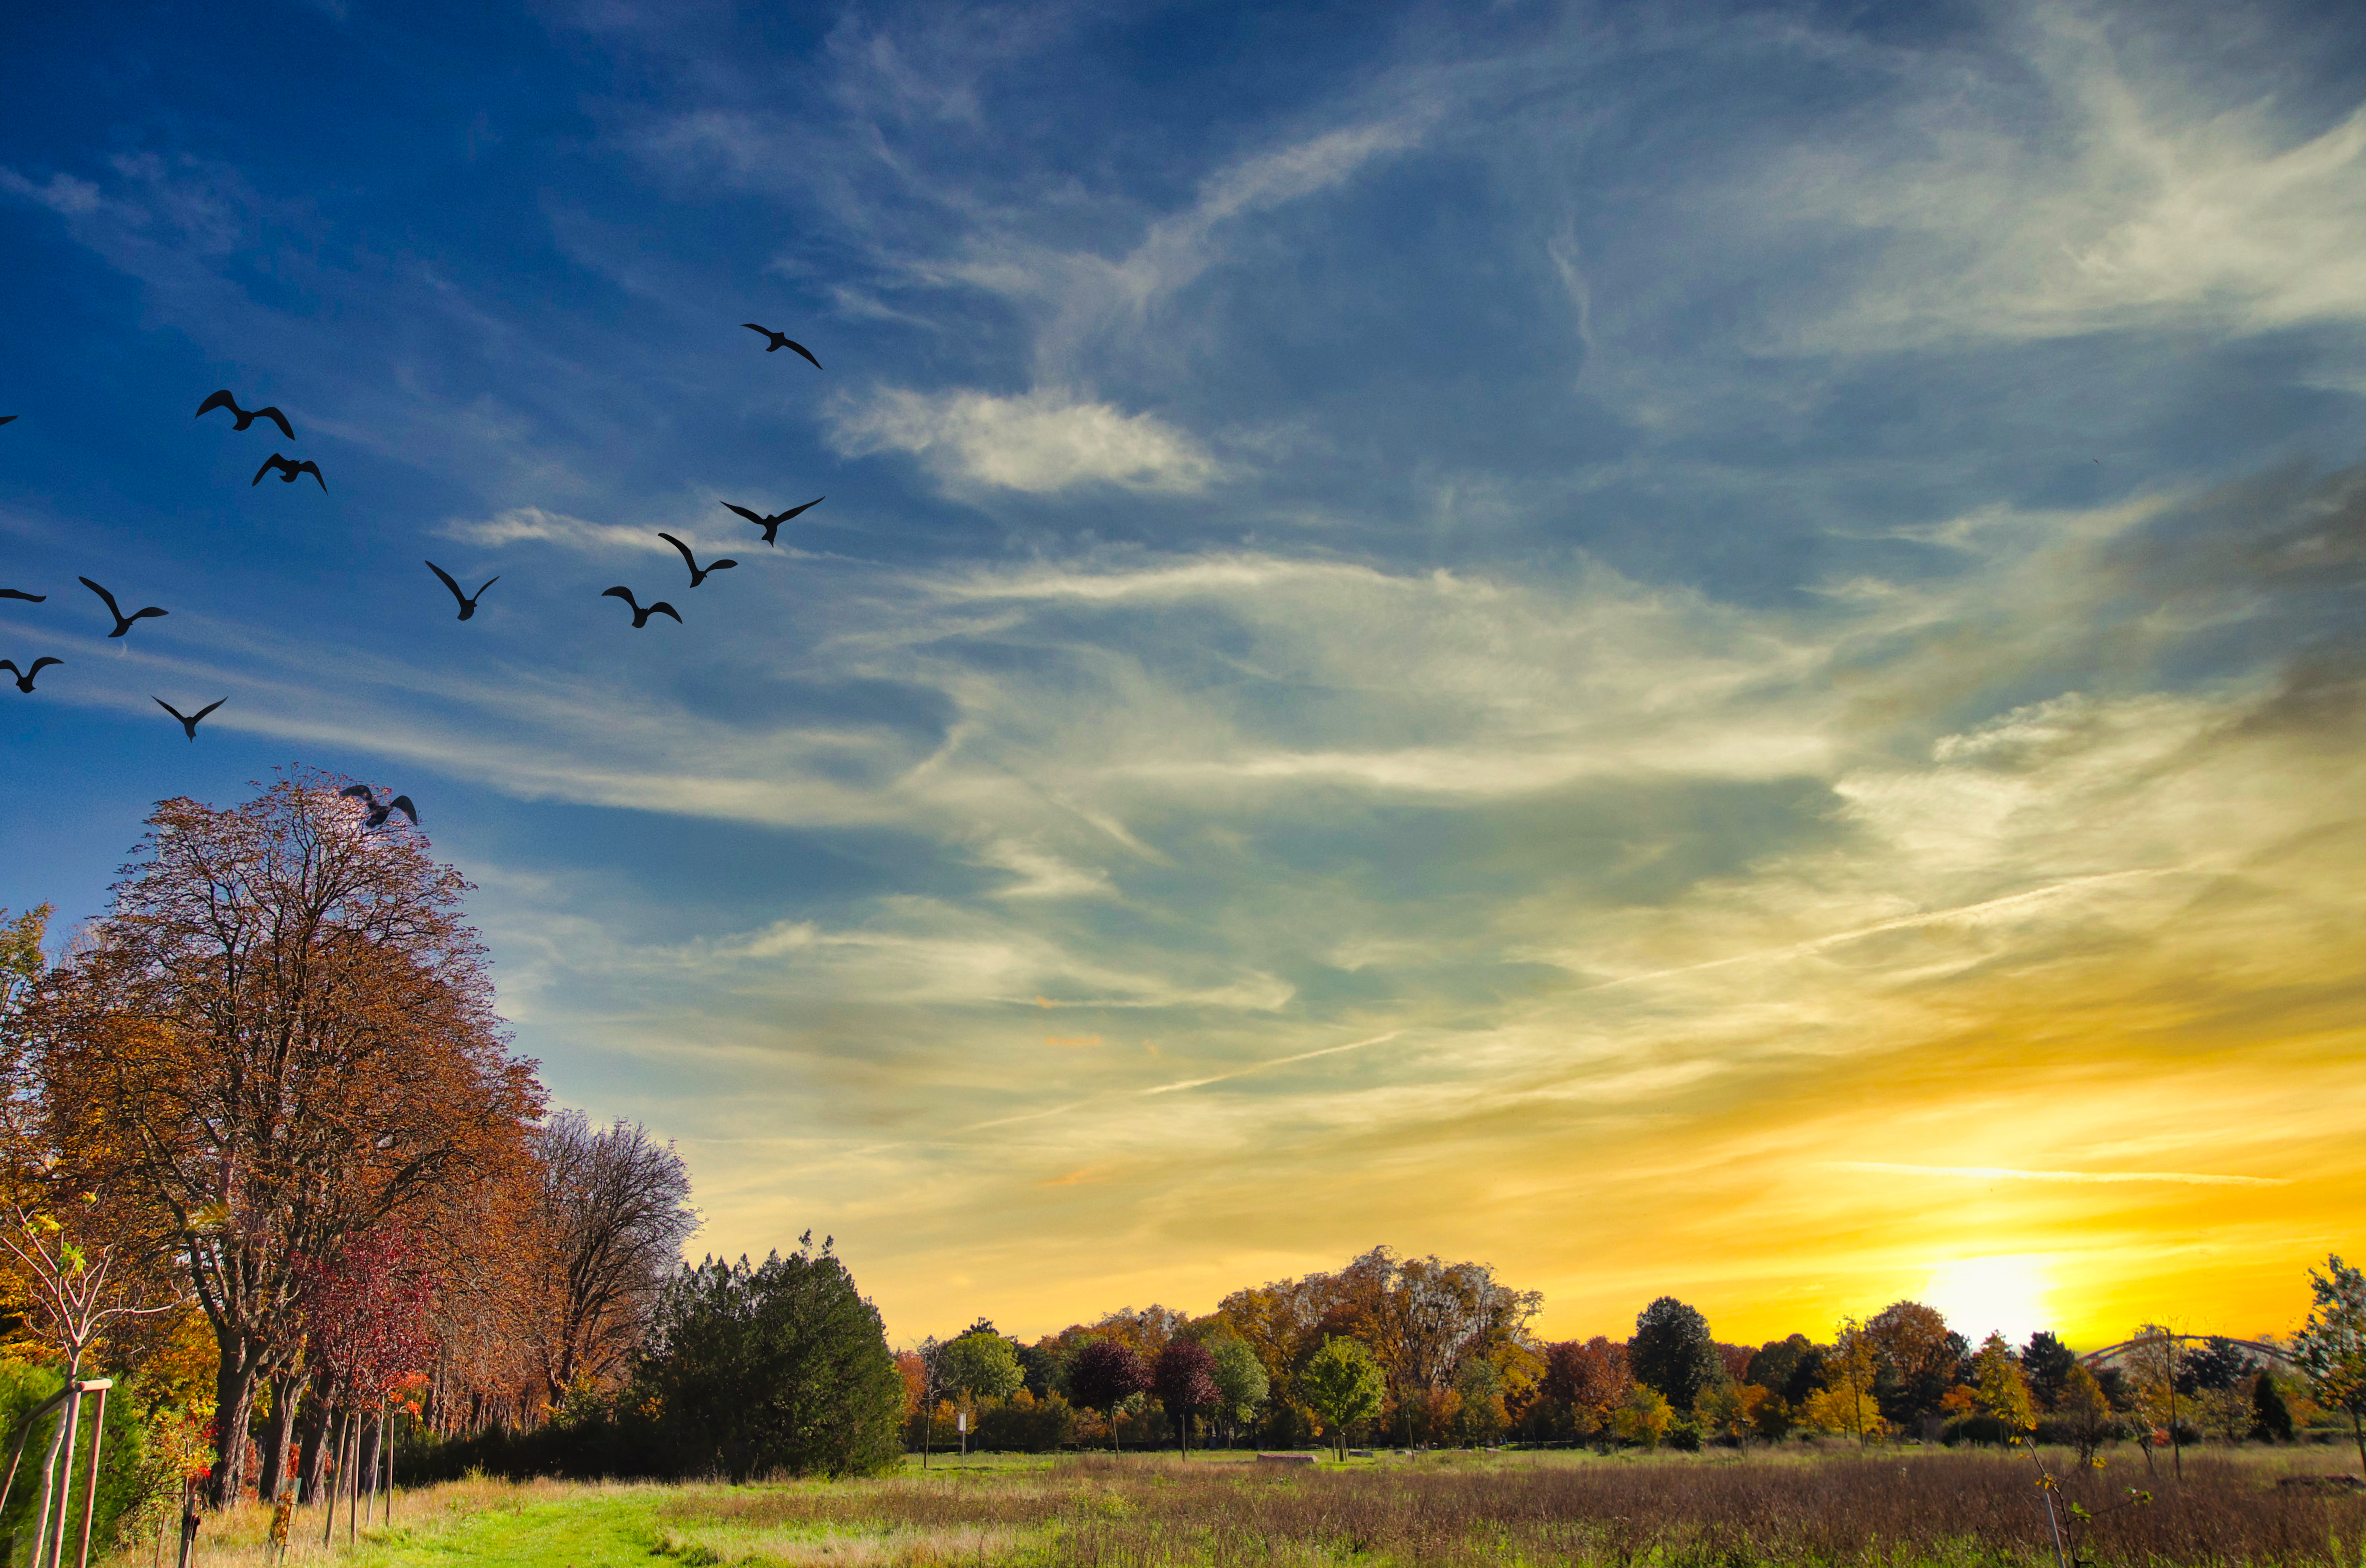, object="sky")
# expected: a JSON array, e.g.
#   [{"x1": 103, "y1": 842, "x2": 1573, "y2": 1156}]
[{"x1": 3, "y1": 0, "x2": 2363, "y2": 1355}]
